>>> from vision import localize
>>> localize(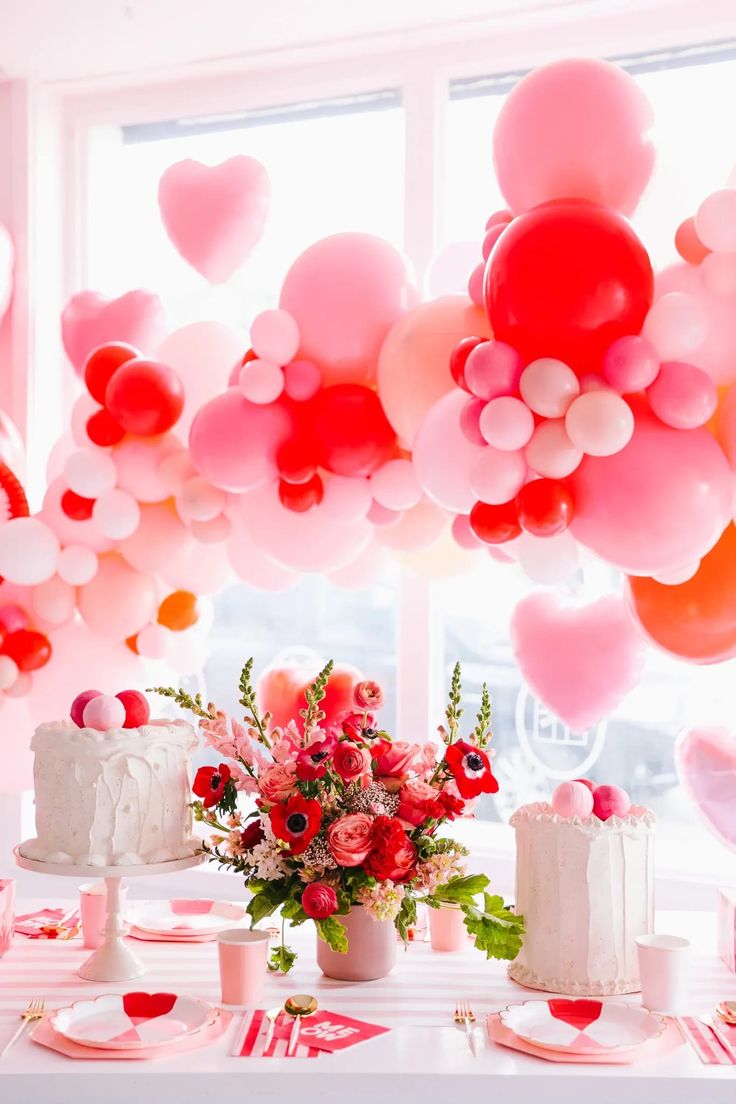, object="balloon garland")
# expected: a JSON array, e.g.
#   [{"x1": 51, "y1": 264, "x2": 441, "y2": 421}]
[{"x1": 1, "y1": 56, "x2": 736, "y2": 784}]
